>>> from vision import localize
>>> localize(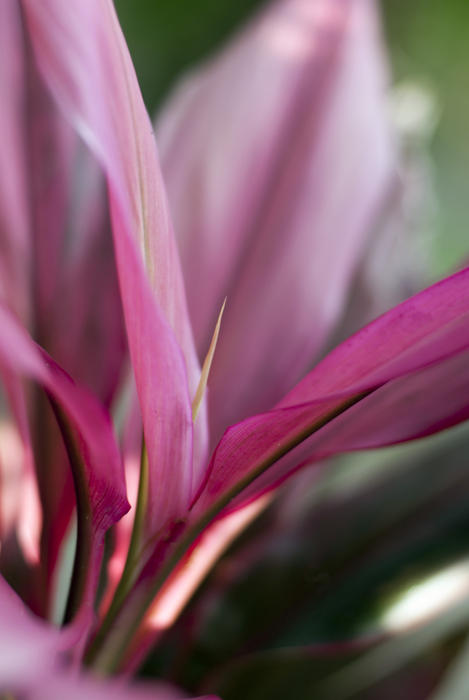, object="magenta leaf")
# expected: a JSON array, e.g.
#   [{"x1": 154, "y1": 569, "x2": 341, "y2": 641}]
[
  {"x1": 0, "y1": 574, "x2": 217, "y2": 700},
  {"x1": 20, "y1": 0, "x2": 208, "y2": 534},
  {"x1": 1, "y1": 0, "x2": 128, "y2": 585},
  {"x1": 194, "y1": 267, "x2": 469, "y2": 513},
  {"x1": 0, "y1": 0, "x2": 30, "y2": 323},
  {"x1": 158, "y1": 0, "x2": 395, "y2": 445},
  {"x1": 0, "y1": 574, "x2": 64, "y2": 692},
  {"x1": 30, "y1": 674, "x2": 218, "y2": 700},
  {"x1": 0, "y1": 304, "x2": 129, "y2": 624}
]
